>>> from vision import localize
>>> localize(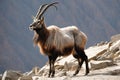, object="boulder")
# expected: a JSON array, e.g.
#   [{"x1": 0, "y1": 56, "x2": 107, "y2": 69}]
[
  {"x1": 109, "y1": 40, "x2": 120, "y2": 53},
  {"x1": 25, "y1": 66, "x2": 41, "y2": 76},
  {"x1": 55, "y1": 71, "x2": 67, "y2": 77},
  {"x1": 38, "y1": 67, "x2": 49, "y2": 76},
  {"x1": 96, "y1": 40, "x2": 120, "y2": 61},
  {"x1": 111, "y1": 34, "x2": 120, "y2": 42},
  {"x1": 64, "y1": 61, "x2": 78, "y2": 71},
  {"x1": 108, "y1": 69, "x2": 120, "y2": 75},
  {"x1": 90, "y1": 60, "x2": 114, "y2": 70},
  {"x1": 88, "y1": 49, "x2": 107, "y2": 61},
  {"x1": 114, "y1": 54, "x2": 120, "y2": 62},
  {"x1": 2, "y1": 70, "x2": 23, "y2": 80},
  {"x1": 96, "y1": 41, "x2": 108, "y2": 46},
  {"x1": 85, "y1": 44, "x2": 108, "y2": 61},
  {"x1": 18, "y1": 75, "x2": 32, "y2": 80}
]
